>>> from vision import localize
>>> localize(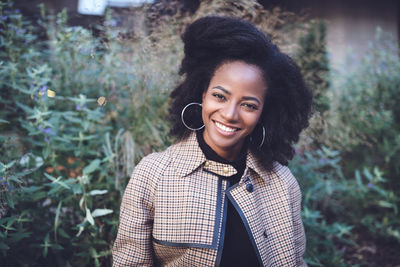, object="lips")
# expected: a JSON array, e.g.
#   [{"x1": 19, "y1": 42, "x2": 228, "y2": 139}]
[{"x1": 214, "y1": 121, "x2": 240, "y2": 133}]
